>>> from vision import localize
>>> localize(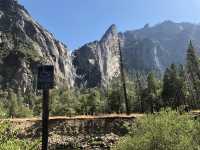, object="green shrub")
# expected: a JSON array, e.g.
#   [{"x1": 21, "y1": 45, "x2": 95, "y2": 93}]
[
  {"x1": 0, "y1": 121, "x2": 40, "y2": 150},
  {"x1": 113, "y1": 109, "x2": 200, "y2": 150}
]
